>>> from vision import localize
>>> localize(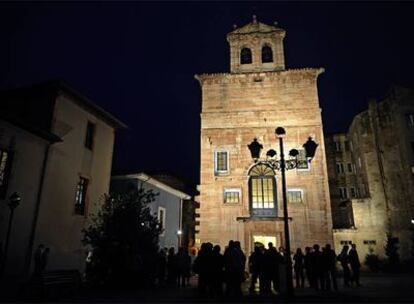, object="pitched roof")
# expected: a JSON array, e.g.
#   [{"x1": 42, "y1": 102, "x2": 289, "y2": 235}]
[
  {"x1": 112, "y1": 172, "x2": 192, "y2": 200},
  {"x1": 228, "y1": 17, "x2": 284, "y2": 36},
  {"x1": 0, "y1": 80, "x2": 127, "y2": 130}
]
